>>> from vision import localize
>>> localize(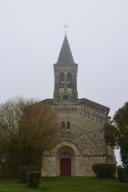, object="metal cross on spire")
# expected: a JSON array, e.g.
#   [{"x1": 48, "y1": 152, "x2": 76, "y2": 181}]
[{"x1": 63, "y1": 24, "x2": 69, "y2": 35}]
